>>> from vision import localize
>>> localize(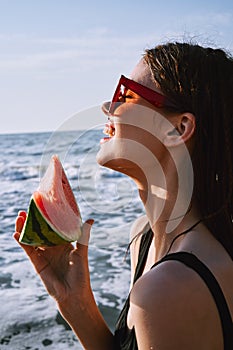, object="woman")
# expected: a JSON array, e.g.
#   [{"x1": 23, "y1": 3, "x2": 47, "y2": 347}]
[{"x1": 14, "y1": 42, "x2": 233, "y2": 349}]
